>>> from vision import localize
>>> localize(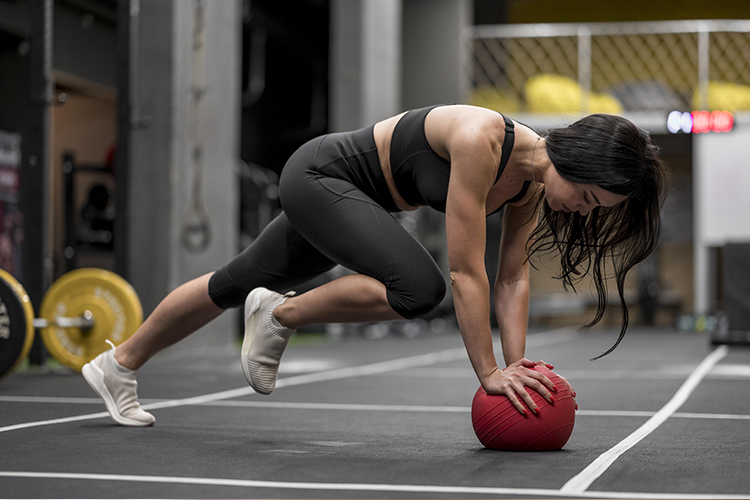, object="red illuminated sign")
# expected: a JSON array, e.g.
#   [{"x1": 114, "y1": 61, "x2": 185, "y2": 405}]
[{"x1": 667, "y1": 110, "x2": 734, "y2": 134}]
